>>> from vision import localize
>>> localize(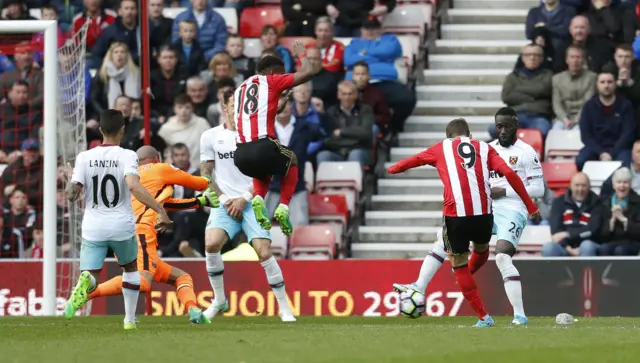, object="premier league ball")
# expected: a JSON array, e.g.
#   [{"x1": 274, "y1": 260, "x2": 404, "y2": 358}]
[{"x1": 399, "y1": 290, "x2": 426, "y2": 319}]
